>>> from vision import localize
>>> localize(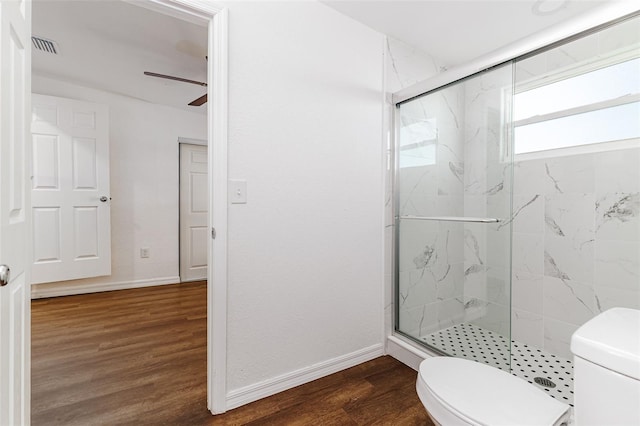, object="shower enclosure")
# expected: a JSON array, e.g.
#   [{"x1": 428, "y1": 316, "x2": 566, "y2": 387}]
[
  {"x1": 394, "y1": 11, "x2": 639, "y2": 407},
  {"x1": 395, "y1": 63, "x2": 514, "y2": 369}
]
